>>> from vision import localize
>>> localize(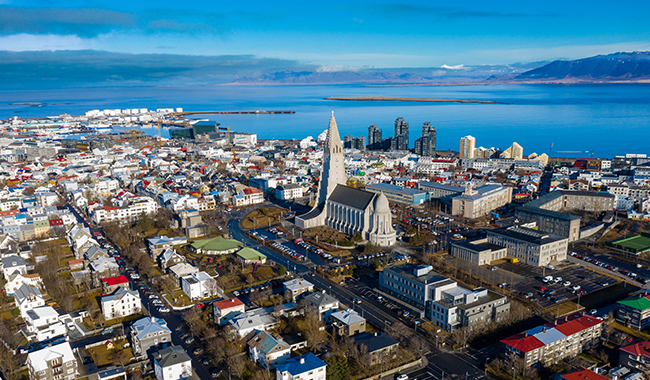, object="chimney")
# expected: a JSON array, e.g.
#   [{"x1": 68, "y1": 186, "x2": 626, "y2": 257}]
[
  {"x1": 542, "y1": 327, "x2": 546, "y2": 333},
  {"x1": 524, "y1": 332, "x2": 528, "y2": 338},
  {"x1": 374, "y1": 332, "x2": 379, "y2": 337},
  {"x1": 565, "y1": 316, "x2": 568, "y2": 322},
  {"x1": 300, "y1": 358, "x2": 305, "y2": 364}
]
